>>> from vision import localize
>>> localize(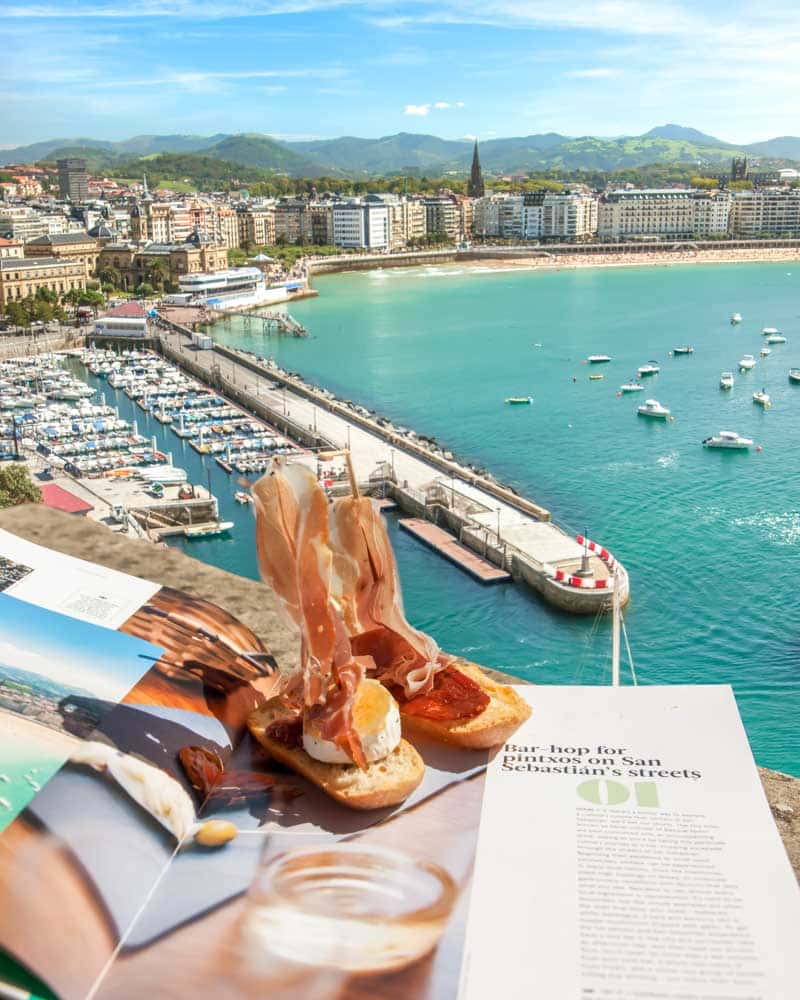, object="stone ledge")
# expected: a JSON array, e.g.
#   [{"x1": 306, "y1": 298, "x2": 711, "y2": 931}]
[{"x1": 0, "y1": 504, "x2": 797, "y2": 878}]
